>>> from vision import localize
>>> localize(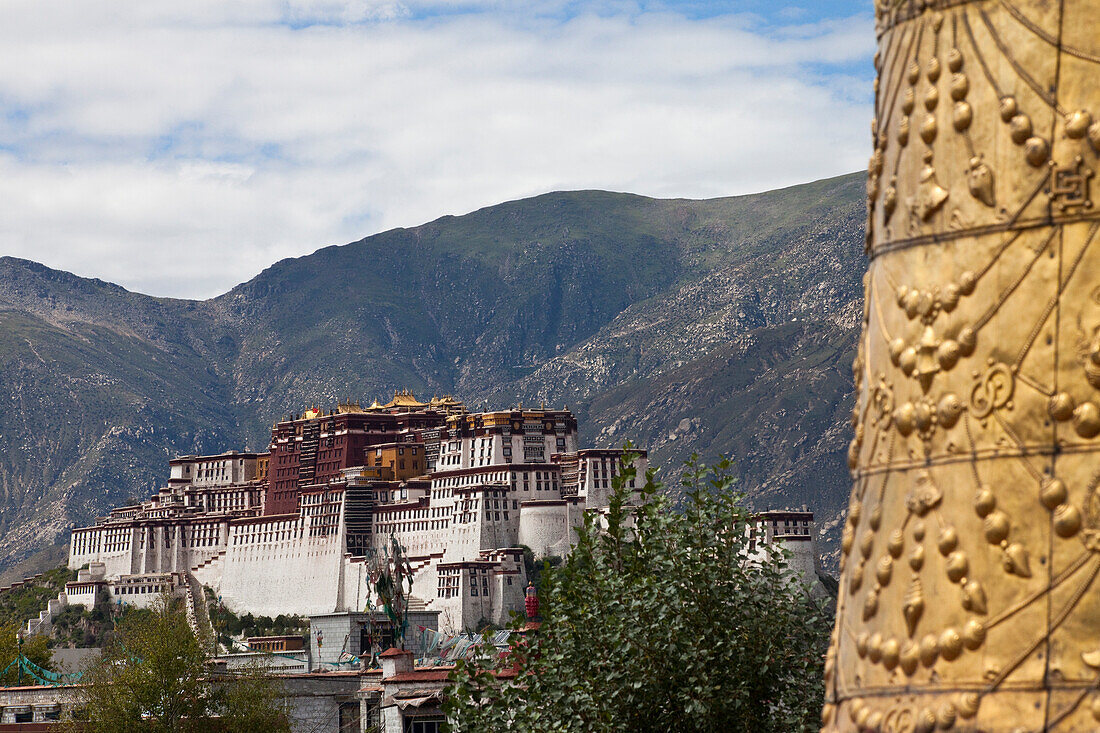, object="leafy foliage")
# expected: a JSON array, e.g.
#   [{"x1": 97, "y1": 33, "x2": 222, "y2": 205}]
[
  {"x1": 206, "y1": 593, "x2": 308, "y2": 652},
  {"x1": 0, "y1": 566, "x2": 127, "y2": 649},
  {"x1": 51, "y1": 588, "x2": 119, "y2": 648},
  {"x1": 0, "y1": 566, "x2": 73, "y2": 628},
  {"x1": 75, "y1": 594, "x2": 290, "y2": 733},
  {"x1": 0, "y1": 623, "x2": 54, "y2": 686},
  {"x1": 444, "y1": 454, "x2": 831, "y2": 733},
  {"x1": 208, "y1": 604, "x2": 306, "y2": 638},
  {"x1": 518, "y1": 546, "x2": 561, "y2": 593},
  {"x1": 208, "y1": 661, "x2": 292, "y2": 733}
]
